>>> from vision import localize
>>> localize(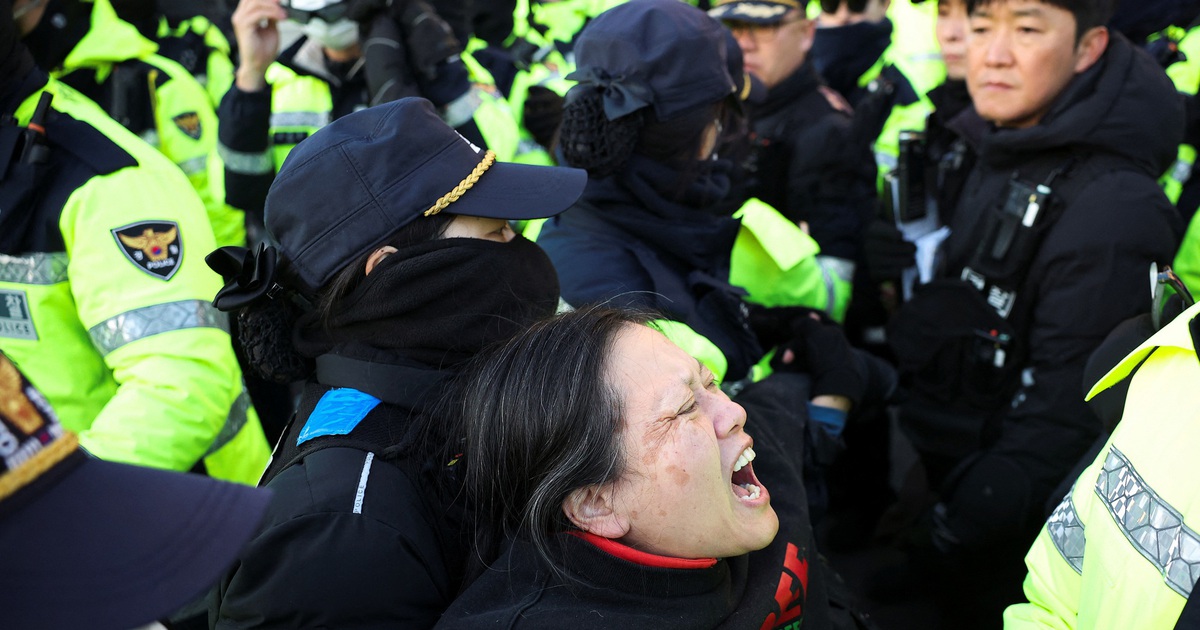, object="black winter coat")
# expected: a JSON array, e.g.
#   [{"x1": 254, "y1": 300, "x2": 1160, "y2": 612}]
[
  {"x1": 213, "y1": 359, "x2": 466, "y2": 629},
  {"x1": 895, "y1": 34, "x2": 1184, "y2": 531},
  {"x1": 746, "y1": 62, "x2": 877, "y2": 261}
]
